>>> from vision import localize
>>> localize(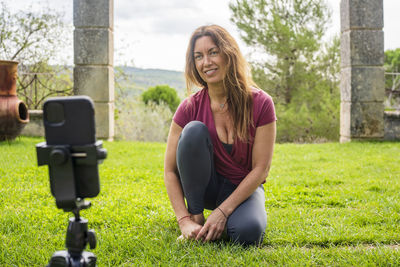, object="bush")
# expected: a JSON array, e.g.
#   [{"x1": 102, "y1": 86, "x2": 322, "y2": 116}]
[
  {"x1": 115, "y1": 97, "x2": 172, "y2": 142},
  {"x1": 141, "y1": 85, "x2": 180, "y2": 112},
  {"x1": 276, "y1": 100, "x2": 339, "y2": 143}
]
